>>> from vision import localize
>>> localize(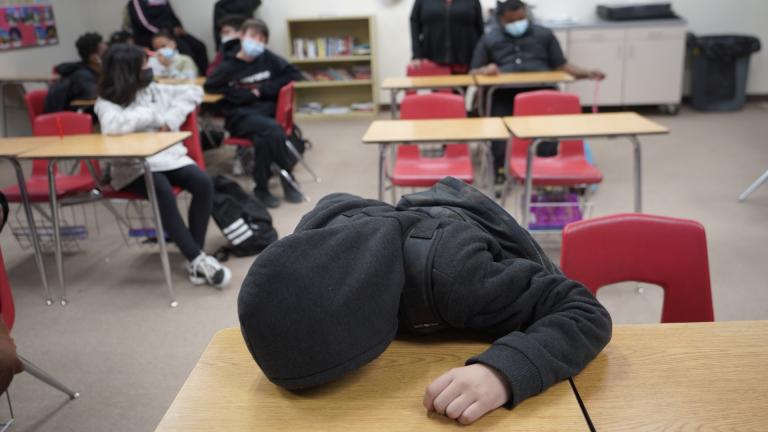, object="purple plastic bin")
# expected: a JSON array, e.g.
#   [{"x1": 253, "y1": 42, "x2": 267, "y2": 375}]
[{"x1": 529, "y1": 192, "x2": 583, "y2": 231}]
